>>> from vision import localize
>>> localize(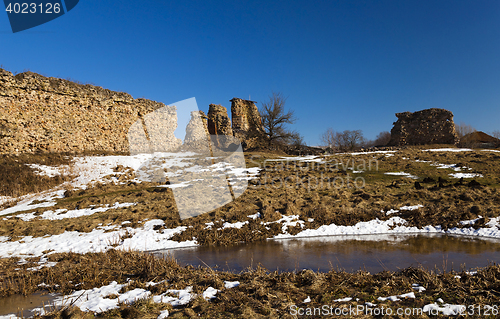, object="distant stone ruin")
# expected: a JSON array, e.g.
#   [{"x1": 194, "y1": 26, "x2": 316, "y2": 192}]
[
  {"x1": 230, "y1": 98, "x2": 263, "y2": 148},
  {"x1": 388, "y1": 108, "x2": 459, "y2": 146}
]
